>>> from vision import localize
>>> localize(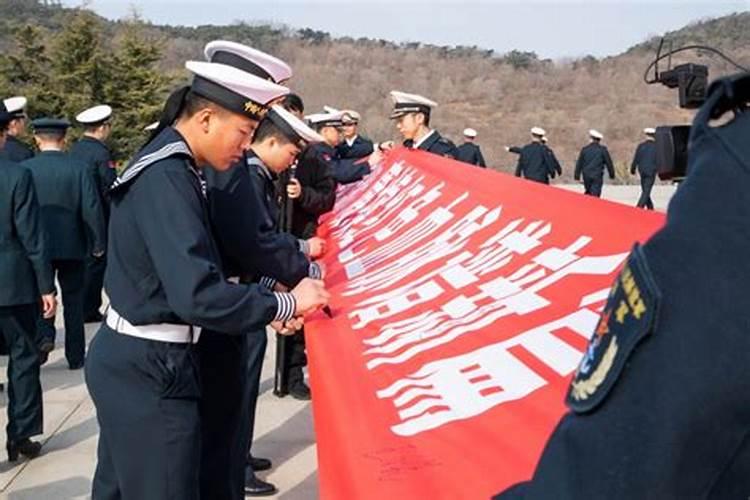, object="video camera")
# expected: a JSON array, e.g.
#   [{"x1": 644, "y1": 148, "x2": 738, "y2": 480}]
[{"x1": 646, "y1": 39, "x2": 746, "y2": 180}]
